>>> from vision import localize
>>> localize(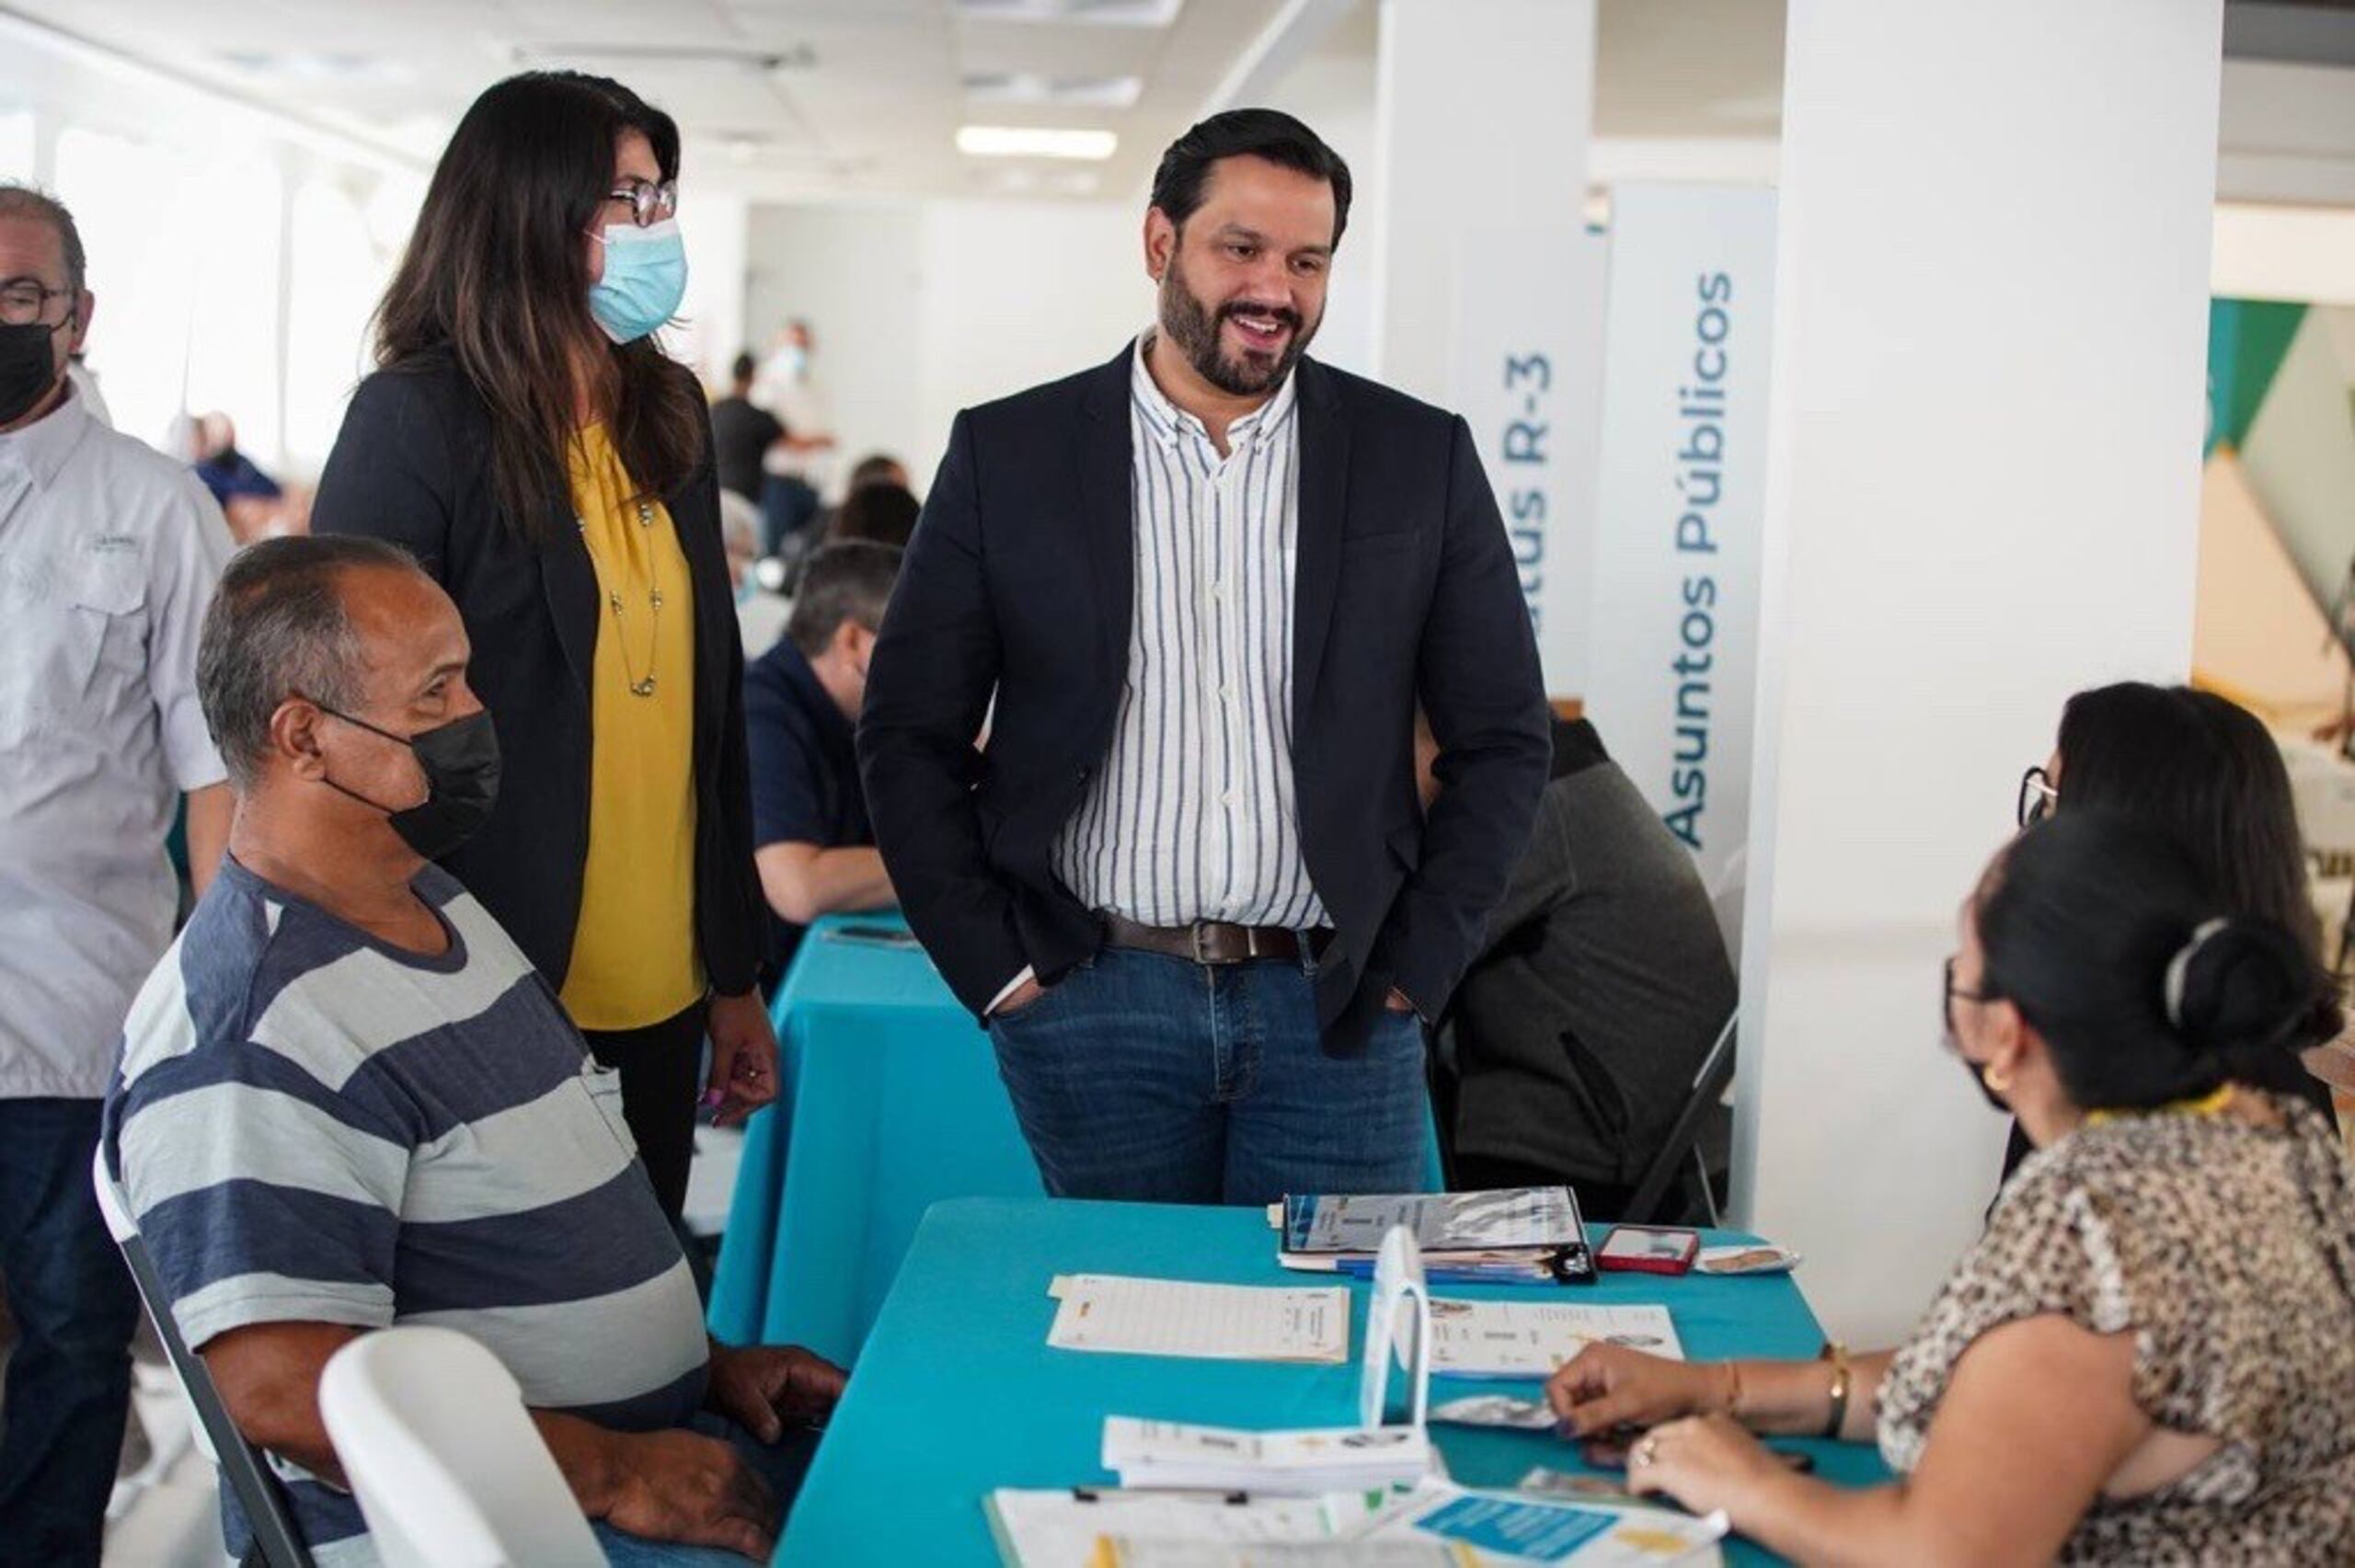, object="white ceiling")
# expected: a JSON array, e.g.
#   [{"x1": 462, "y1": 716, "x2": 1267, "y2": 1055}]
[{"x1": 42, "y1": 0, "x2": 1296, "y2": 201}]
